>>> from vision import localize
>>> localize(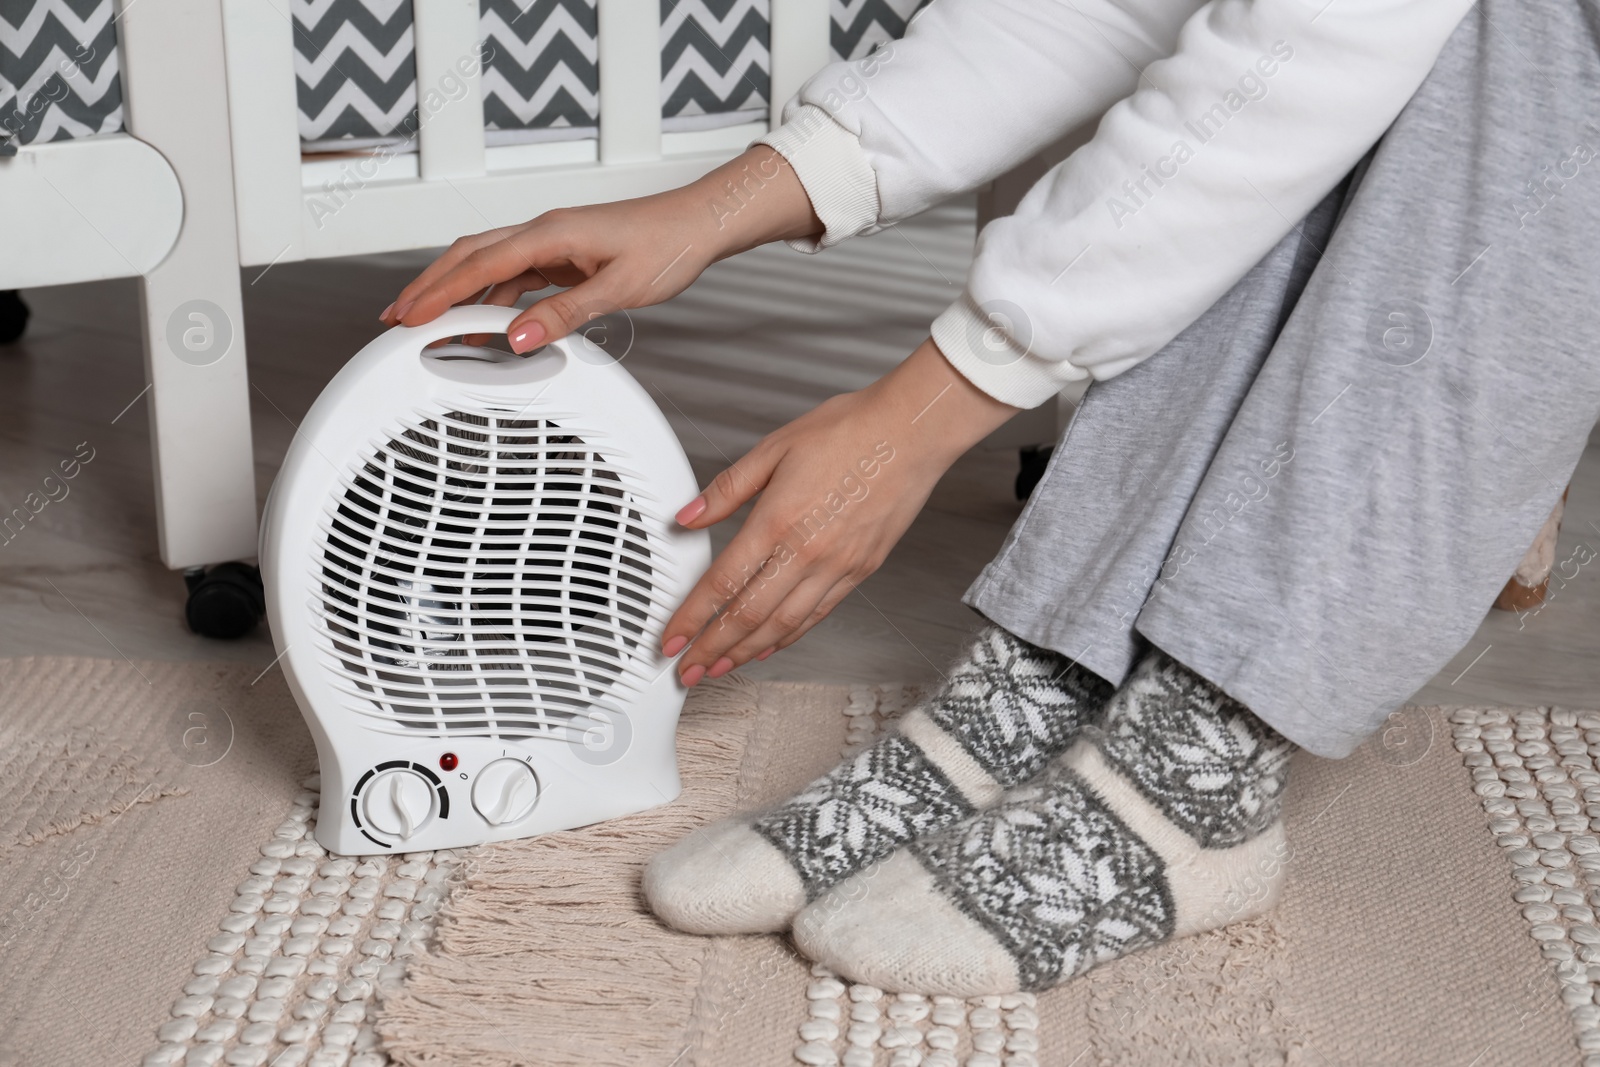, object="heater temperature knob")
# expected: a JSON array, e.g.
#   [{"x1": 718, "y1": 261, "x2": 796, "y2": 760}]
[
  {"x1": 361, "y1": 769, "x2": 437, "y2": 841},
  {"x1": 472, "y1": 759, "x2": 540, "y2": 826}
]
